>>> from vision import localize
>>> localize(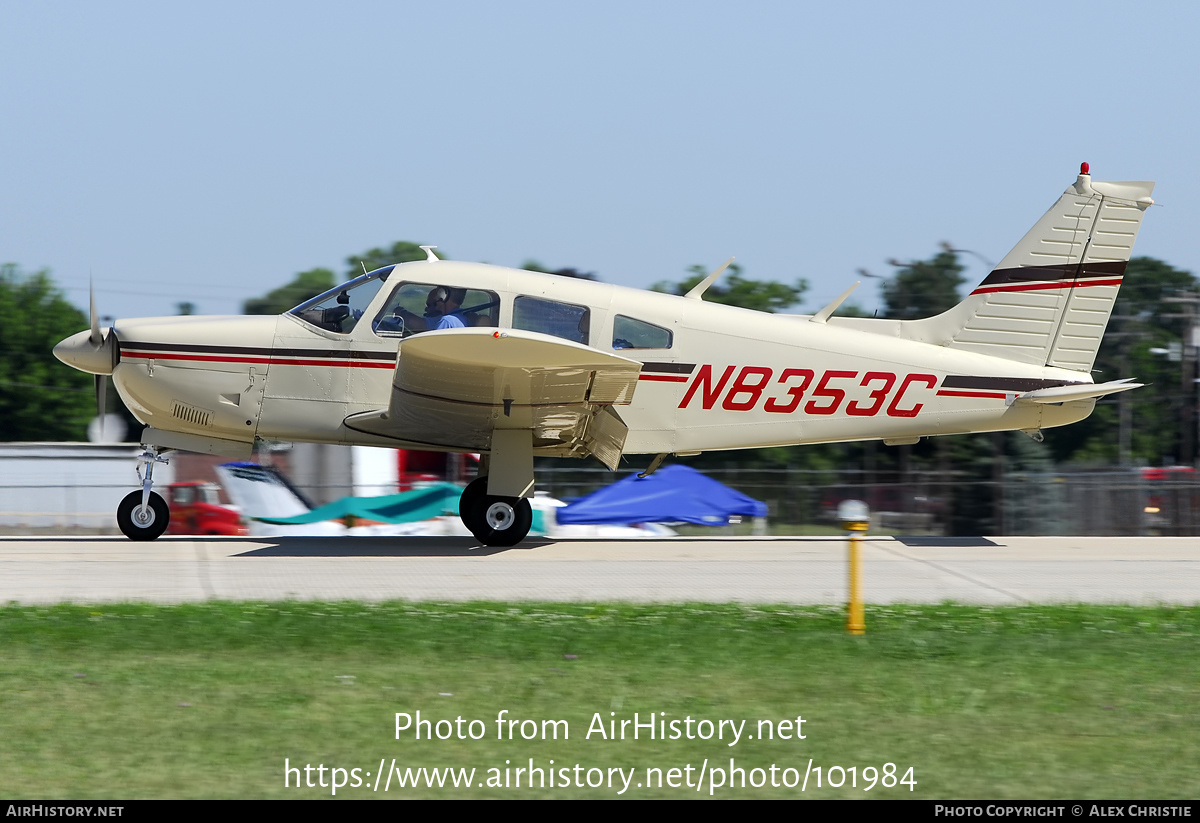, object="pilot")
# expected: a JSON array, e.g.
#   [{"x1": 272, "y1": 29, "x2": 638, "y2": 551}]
[
  {"x1": 378, "y1": 287, "x2": 444, "y2": 334},
  {"x1": 433, "y1": 288, "x2": 468, "y2": 330}
]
